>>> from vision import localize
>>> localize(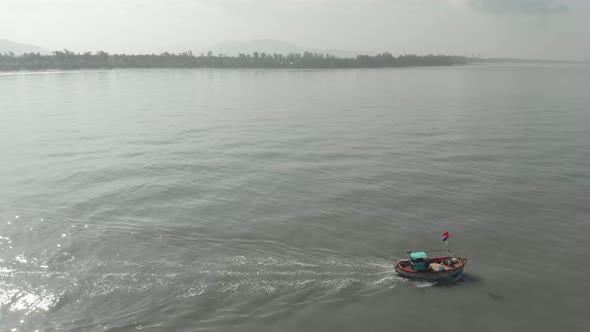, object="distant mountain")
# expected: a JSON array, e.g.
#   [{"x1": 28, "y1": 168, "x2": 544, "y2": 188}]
[
  {"x1": 209, "y1": 39, "x2": 360, "y2": 58},
  {"x1": 0, "y1": 39, "x2": 49, "y2": 55}
]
